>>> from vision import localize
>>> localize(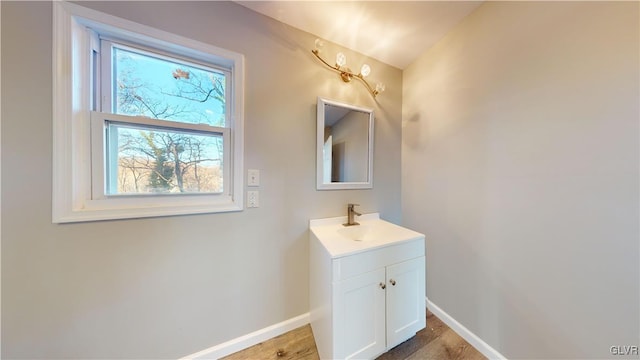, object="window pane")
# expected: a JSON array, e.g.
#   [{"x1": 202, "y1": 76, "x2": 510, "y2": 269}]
[
  {"x1": 112, "y1": 46, "x2": 226, "y2": 126},
  {"x1": 106, "y1": 122, "x2": 224, "y2": 195}
]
